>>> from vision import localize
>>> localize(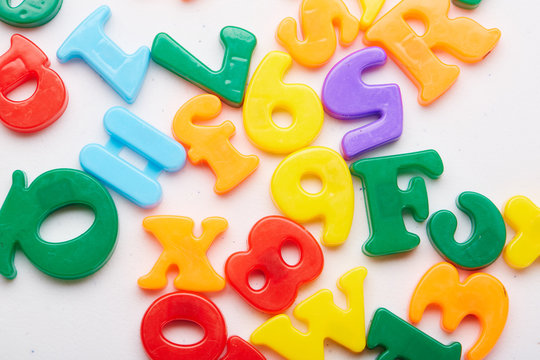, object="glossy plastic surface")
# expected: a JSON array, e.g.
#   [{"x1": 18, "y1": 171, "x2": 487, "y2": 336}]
[
  {"x1": 276, "y1": 0, "x2": 359, "y2": 68},
  {"x1": 0, "y1": 34, "x2": 67, "y2": 133},
  {"x1": 141, "y1": 292, "x2": 227, "y2": 360},
  {"x1": 0, "y1": 0, "x2": 62, "y2": 27},
  {"x1": 251, "y1": 267, "x2": 367, "y2": 360},
  {"x1": 452, "y1": 0, "x2": 481, "y2": 9},
  {"x1": 243, "y1": 51, "x2": 323, "y2": 154},
  {"x1": 141, "y1": 292, "x2": 265, "y2": 360},
  {"x1": 350, "y1": 149, "x2": 444, "y2": 256},
  {"x1": 367, "y1": 308, "x2": 462, "y2": 360},
  {"x1": 364, "y1": 0, "x2": 500, "y2": 105},
  {"x1": 80, "y1": 107, "x2": 186, "y2": 208},
  {"x1": 138, "y1": 216, "x2": 227, "y2": 292},
  {"x1": 0, "y1": 169, "x2": 118, "y2": 280},
  {"x1": 428, "y1": 191, "x2": 506, "y2": 270},
  {"x1": 172, "y1": 94, "x2": 259, "y2": 194},
  {"x1": 410, "y1": 262, "x2": 509, "y2": 360},
  {"x1": 225, "y1": 216, "x2": 324, "y2": 313},
  {"x1": 503, "y1": 196, "x2": 540, "y2": 269},
  {"x1": 271, "y1": 146, "x2": 354, "y2": 246},
  {"x1": 57, "y1": 5, "x2": 150, "y2": 104},
  {"x1": 321, "y1": 47, "x2": 403, "y2": 160},
  {"x1": 151, "y1": 26, "x2": 256, "y2": 107}
]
